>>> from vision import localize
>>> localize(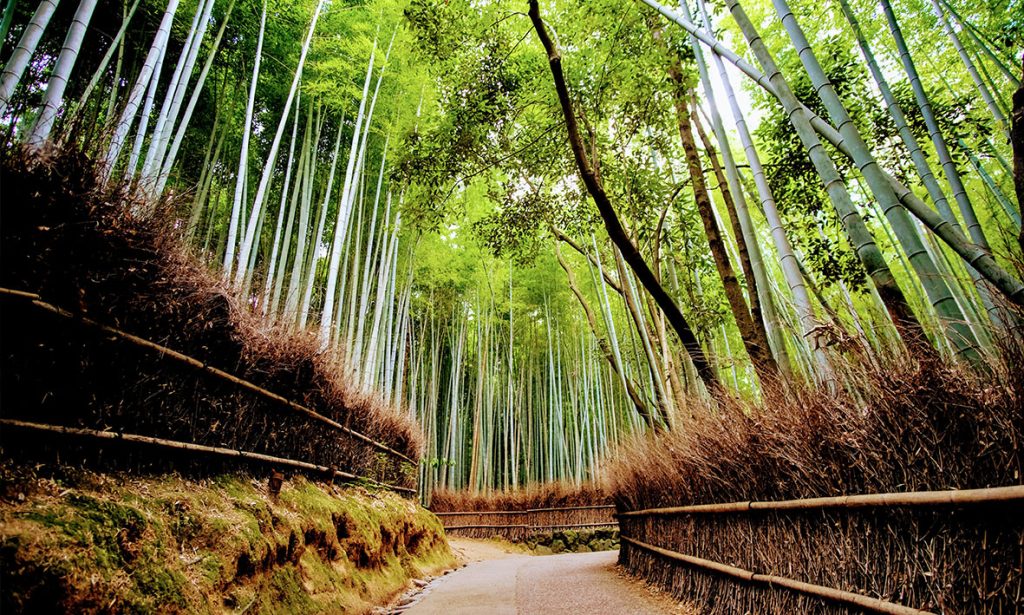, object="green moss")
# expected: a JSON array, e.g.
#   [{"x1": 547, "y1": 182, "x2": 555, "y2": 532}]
[
  {"x1": 133, "y1": 566, "x2": 189, "y2": 611},
  {"x1": 2, "y1": 471, "x2": 453, "y2": 614}
]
